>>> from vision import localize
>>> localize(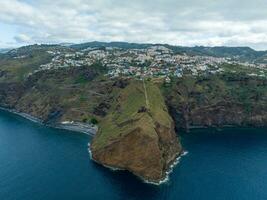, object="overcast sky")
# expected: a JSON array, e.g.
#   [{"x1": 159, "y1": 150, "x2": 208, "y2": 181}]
[{"x1": 0, "y1": 0, "x2": 267, "y2": 50}]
